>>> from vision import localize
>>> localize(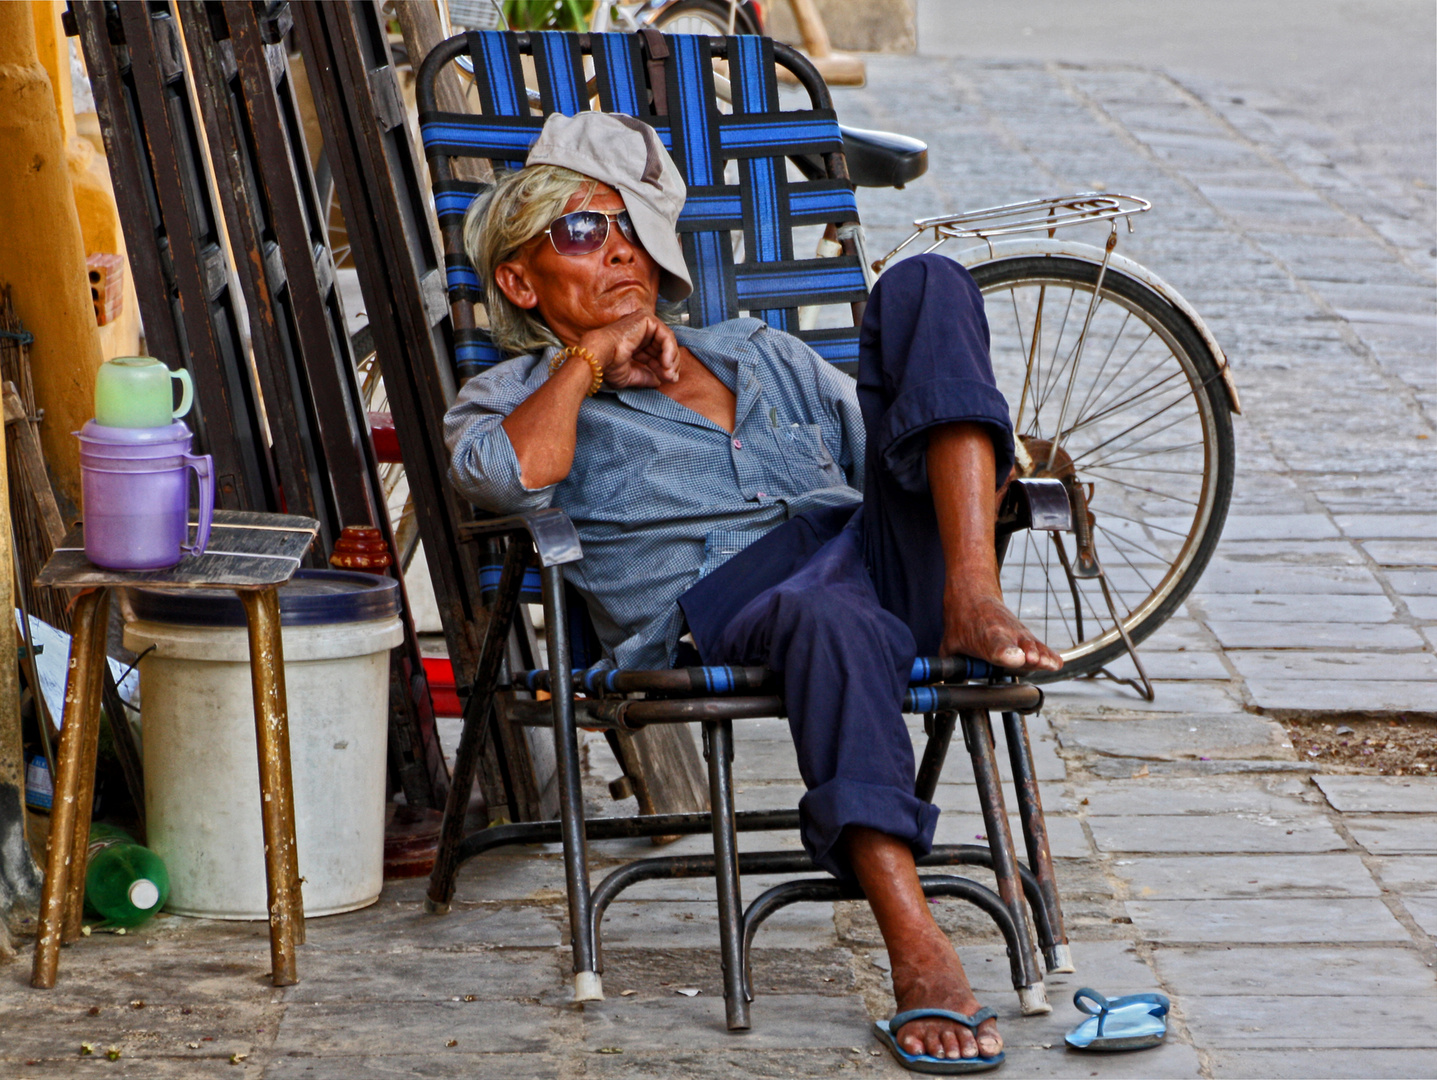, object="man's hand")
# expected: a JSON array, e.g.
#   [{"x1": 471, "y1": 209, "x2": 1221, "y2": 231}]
[{"x1": 579, "y1": 312, "x2": 680, "y2": 390}]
